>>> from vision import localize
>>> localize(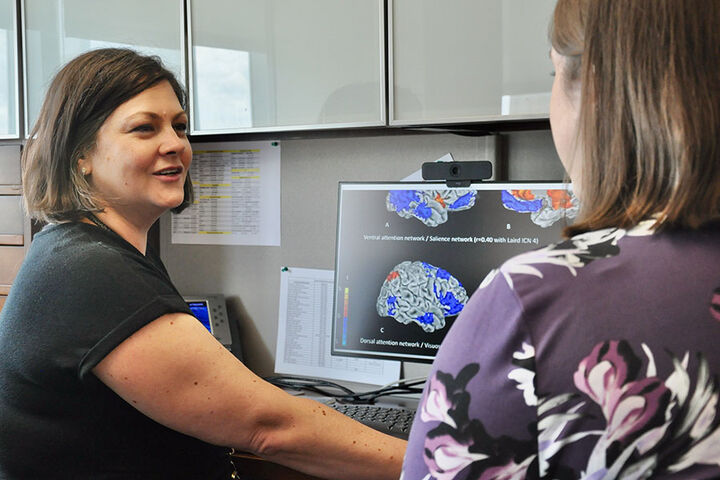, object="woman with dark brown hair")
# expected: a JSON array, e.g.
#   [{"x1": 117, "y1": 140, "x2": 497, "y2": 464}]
[
  {"x1": 0, "y1": 48, "x2": 406, "y2": 479},
  {"x1": 401, "y1": 1, "x2": 720, "y2": 478}
]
